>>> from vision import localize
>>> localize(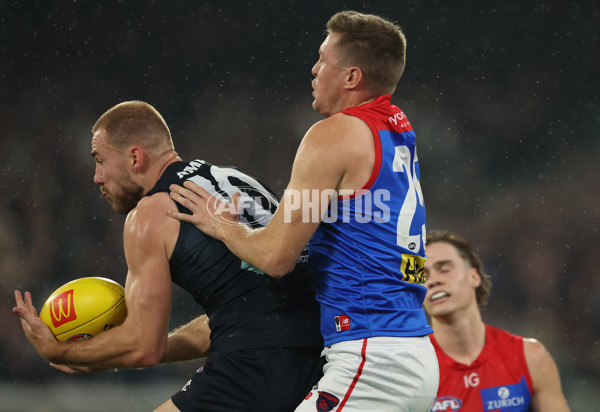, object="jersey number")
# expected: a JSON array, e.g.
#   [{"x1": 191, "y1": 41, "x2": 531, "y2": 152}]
[{"x1": 393, "y1": 145, "x2": 425, "y2": 253}]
